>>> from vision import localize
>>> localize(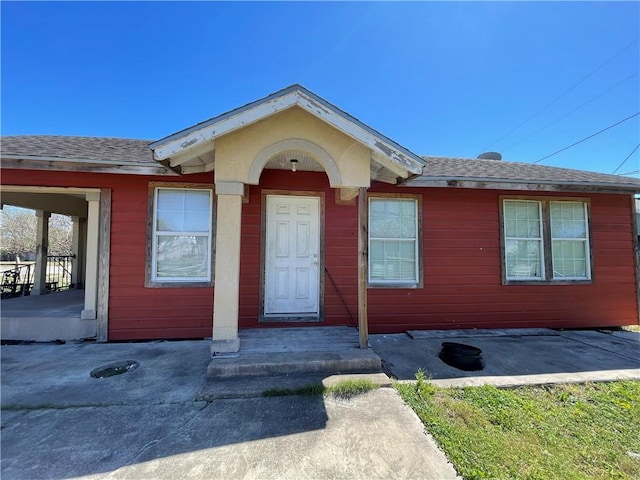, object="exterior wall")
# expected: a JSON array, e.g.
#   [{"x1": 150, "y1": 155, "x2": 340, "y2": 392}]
[
  {"x1": 368, "y1": 186, "x2": 638, "y2": 332},
  {"x1": 240, "y1": 173, "x2": 639, "y2": 331},
  {"x1": 2, "y1": 169, "x2": 215, "y2": 340},
  {"x1": 4, "y1": 168, "x2": 637, "y2": 340},
  {"x1": 215, "y1": 106, "x2": 370, "y2": 187}
]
